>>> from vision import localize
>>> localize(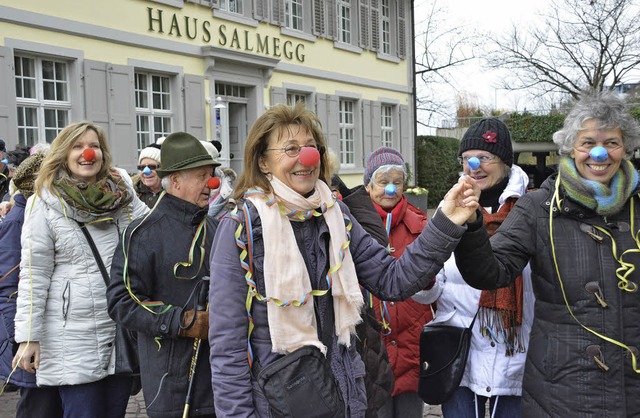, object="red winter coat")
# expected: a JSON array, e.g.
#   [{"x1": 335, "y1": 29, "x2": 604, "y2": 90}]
[{"x1": 371, "y1": 196, "x2": 433, "y2": 396}]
